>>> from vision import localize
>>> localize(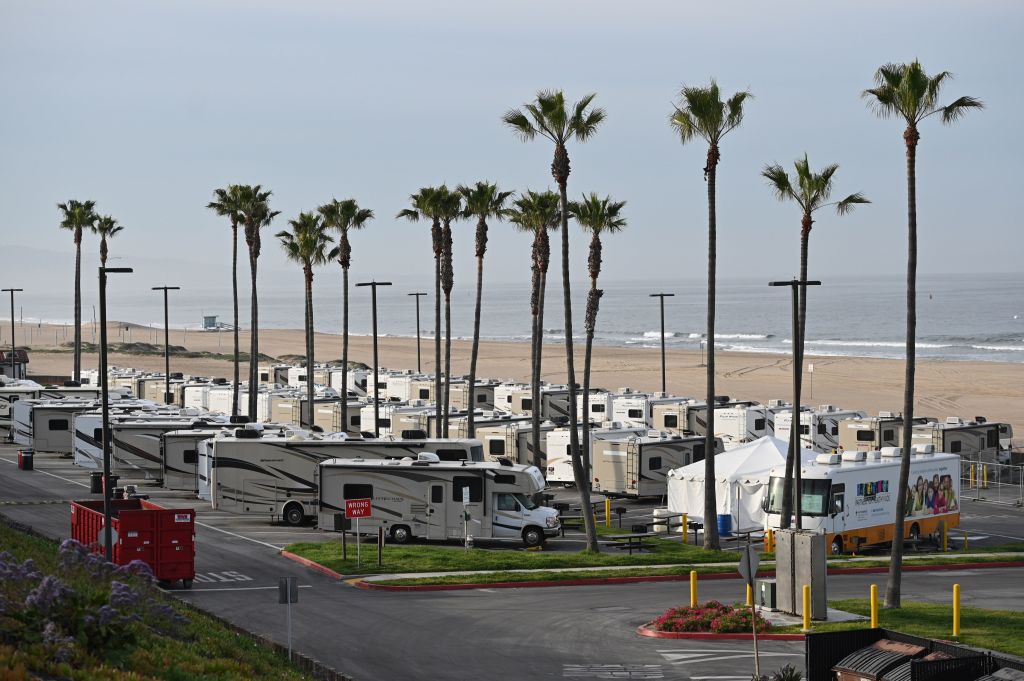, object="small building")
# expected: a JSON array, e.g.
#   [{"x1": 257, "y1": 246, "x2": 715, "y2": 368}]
[{"x1": 0, "y1": 350, "x2": 28, "y2": 380}]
